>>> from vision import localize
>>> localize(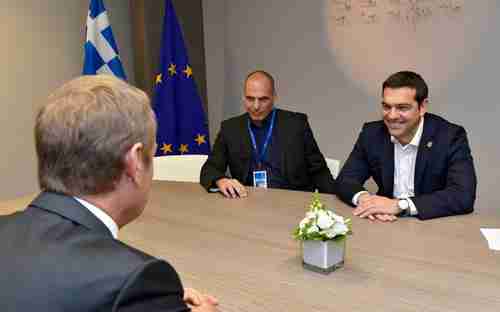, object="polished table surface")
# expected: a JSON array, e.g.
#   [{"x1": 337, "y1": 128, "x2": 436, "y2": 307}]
[{"x1": 1, "y1": 181, "x2": 500, "y2": 311}]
